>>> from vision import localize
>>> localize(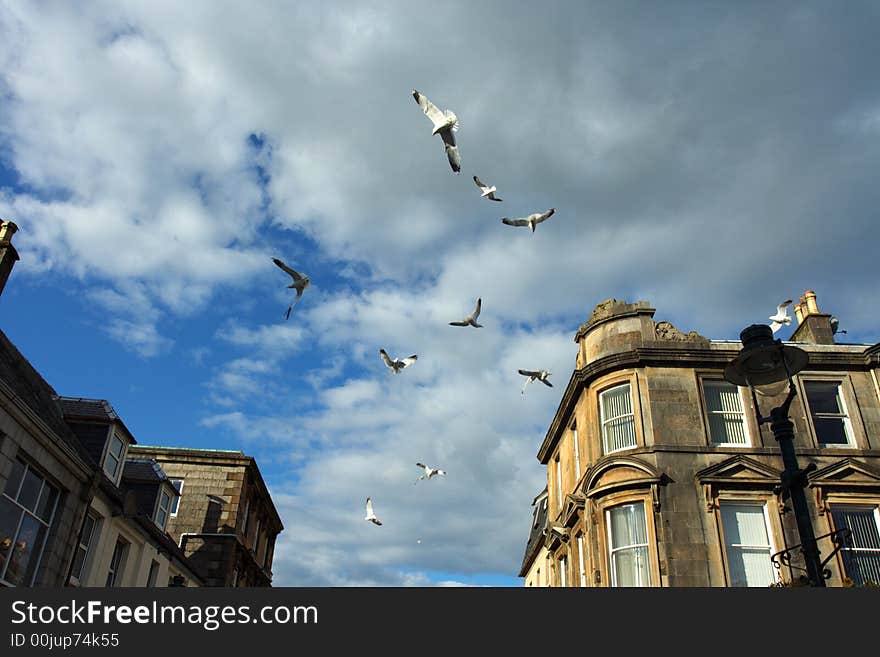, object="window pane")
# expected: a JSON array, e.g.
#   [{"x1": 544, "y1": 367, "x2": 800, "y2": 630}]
[
  {"x1": 805, "y1": 382, "x2": 843, "y2": 414},
  {"x1": 0, "y1": 496, "x2": 22, "y2": 576},
  {"x1": 35, "y1": 482, "x2": 58, "y2": 523},
  {"x1": 813, "y1": 418, "x2": 849, "y2": 445},
  {"x1": 832, "y1": 507, "x2": 880, "y2": 586},
  {"x1": 720, "y1": 503, "x2": 774, "y2": 587},
  {"x1": 109, "y1": 435, "x2": 124, "y2": 459},
  {"x1": 708, "y1": 414, "x2": 748, "y2": 445},
  {"x1": 156, "y1": 507, "x2": 167, "y2": 528},
  {"x1": 613, "y1": 546, "x2": 649, "y2": 587},
  {"x1": 610, "y1": 503, "x2": 647, "y2": 547},
  {"x1": 17, "y1": 468, "x2": 42, "y2": 512},
  {"x1": 5, "y1": 514, "x2": 47, "y2": 586},
  {"x1": 170, "y1": 480, "x2": 183, "y2": 515},
  {"x1": 3, "y1": 459, "x2": 25, "y2": 498},
  {"x1": 727, "y1": 547, "x2": 776, "y2": 587}
]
